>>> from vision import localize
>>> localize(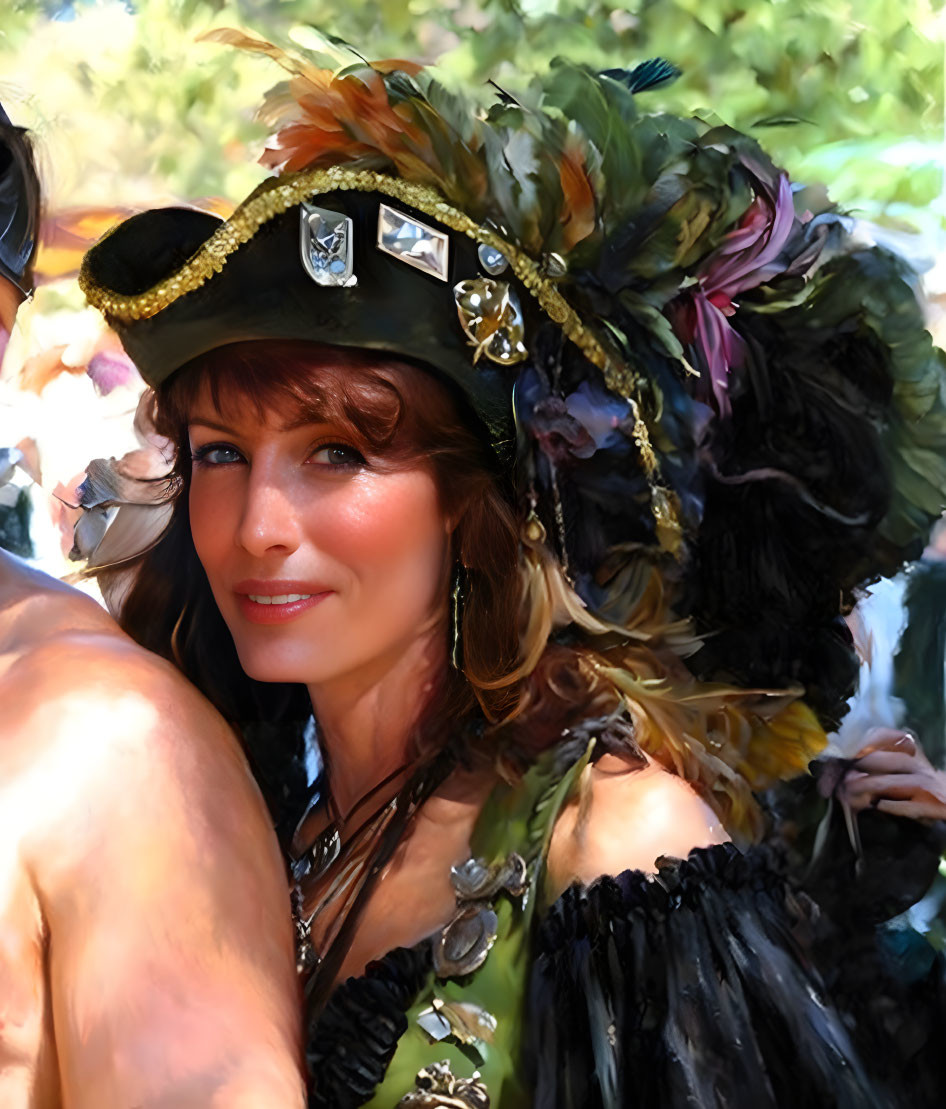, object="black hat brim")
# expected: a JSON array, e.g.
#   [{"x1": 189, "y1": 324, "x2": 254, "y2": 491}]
[{"x1": 83, "y1": 192, "x2": 519, "y2": 451}]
